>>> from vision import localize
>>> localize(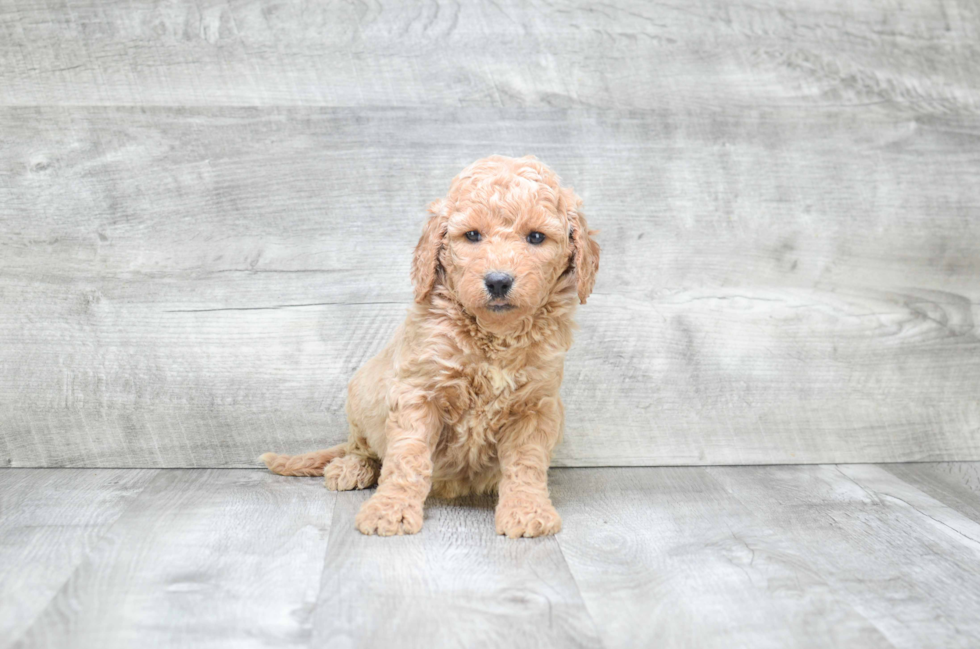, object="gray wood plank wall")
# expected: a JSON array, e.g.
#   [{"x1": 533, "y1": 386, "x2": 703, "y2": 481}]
[{"x1": 1, "y1": 0, "x2": 978, "y2": 467}]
